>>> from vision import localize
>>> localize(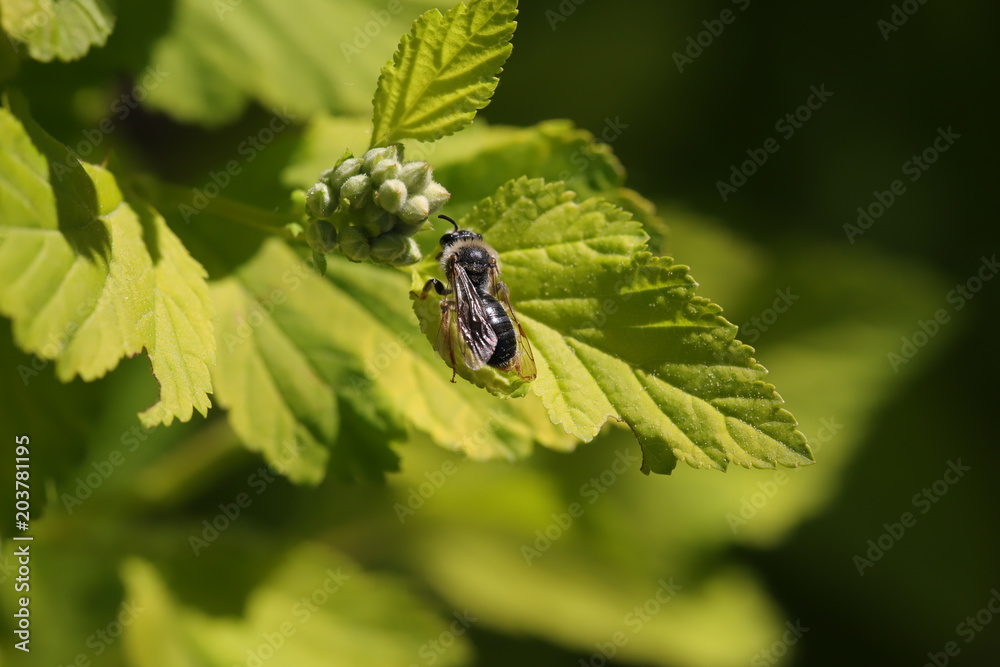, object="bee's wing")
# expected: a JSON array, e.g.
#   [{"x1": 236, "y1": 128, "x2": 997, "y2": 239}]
[
  {"x1": 434, "y1": 300, "x2": 459, "y2": 376},
  {"x1": 490, "y1": 271, "x2": 537, "y2": 381},
  {"x1": 450, "y1": 263, "x2": 498, "y2": 370}
]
